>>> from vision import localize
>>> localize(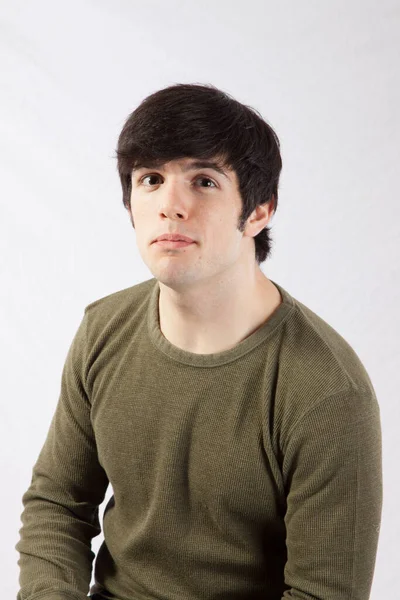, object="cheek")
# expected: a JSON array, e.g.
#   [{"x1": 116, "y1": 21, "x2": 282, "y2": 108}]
[{"x1": 130, "y1": 207, "x2": 151, "y2": 231}]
